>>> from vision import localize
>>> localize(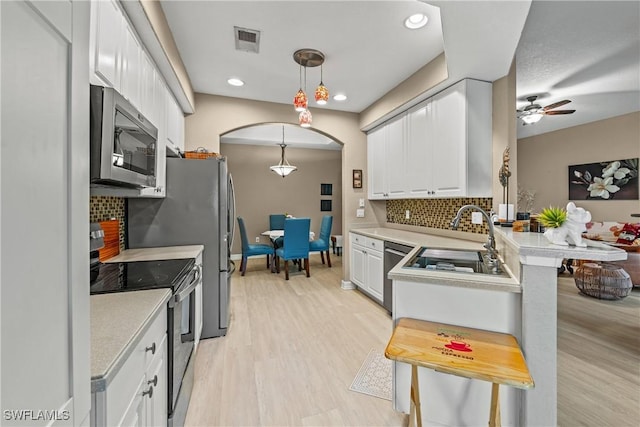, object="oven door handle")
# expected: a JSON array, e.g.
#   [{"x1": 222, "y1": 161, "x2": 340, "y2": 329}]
[{"x1": 172, "y1": 264, "x2": 201, "y2": 306}]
